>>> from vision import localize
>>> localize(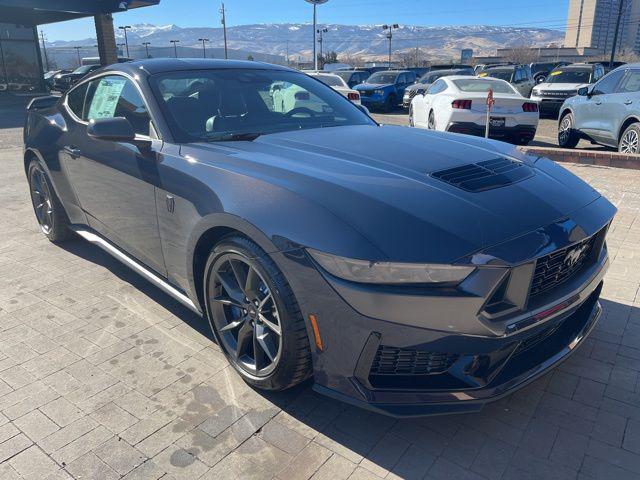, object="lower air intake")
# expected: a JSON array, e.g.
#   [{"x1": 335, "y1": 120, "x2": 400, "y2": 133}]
[{"x1": 370, "y1": 346, "x2": 458, "y2": 376}]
